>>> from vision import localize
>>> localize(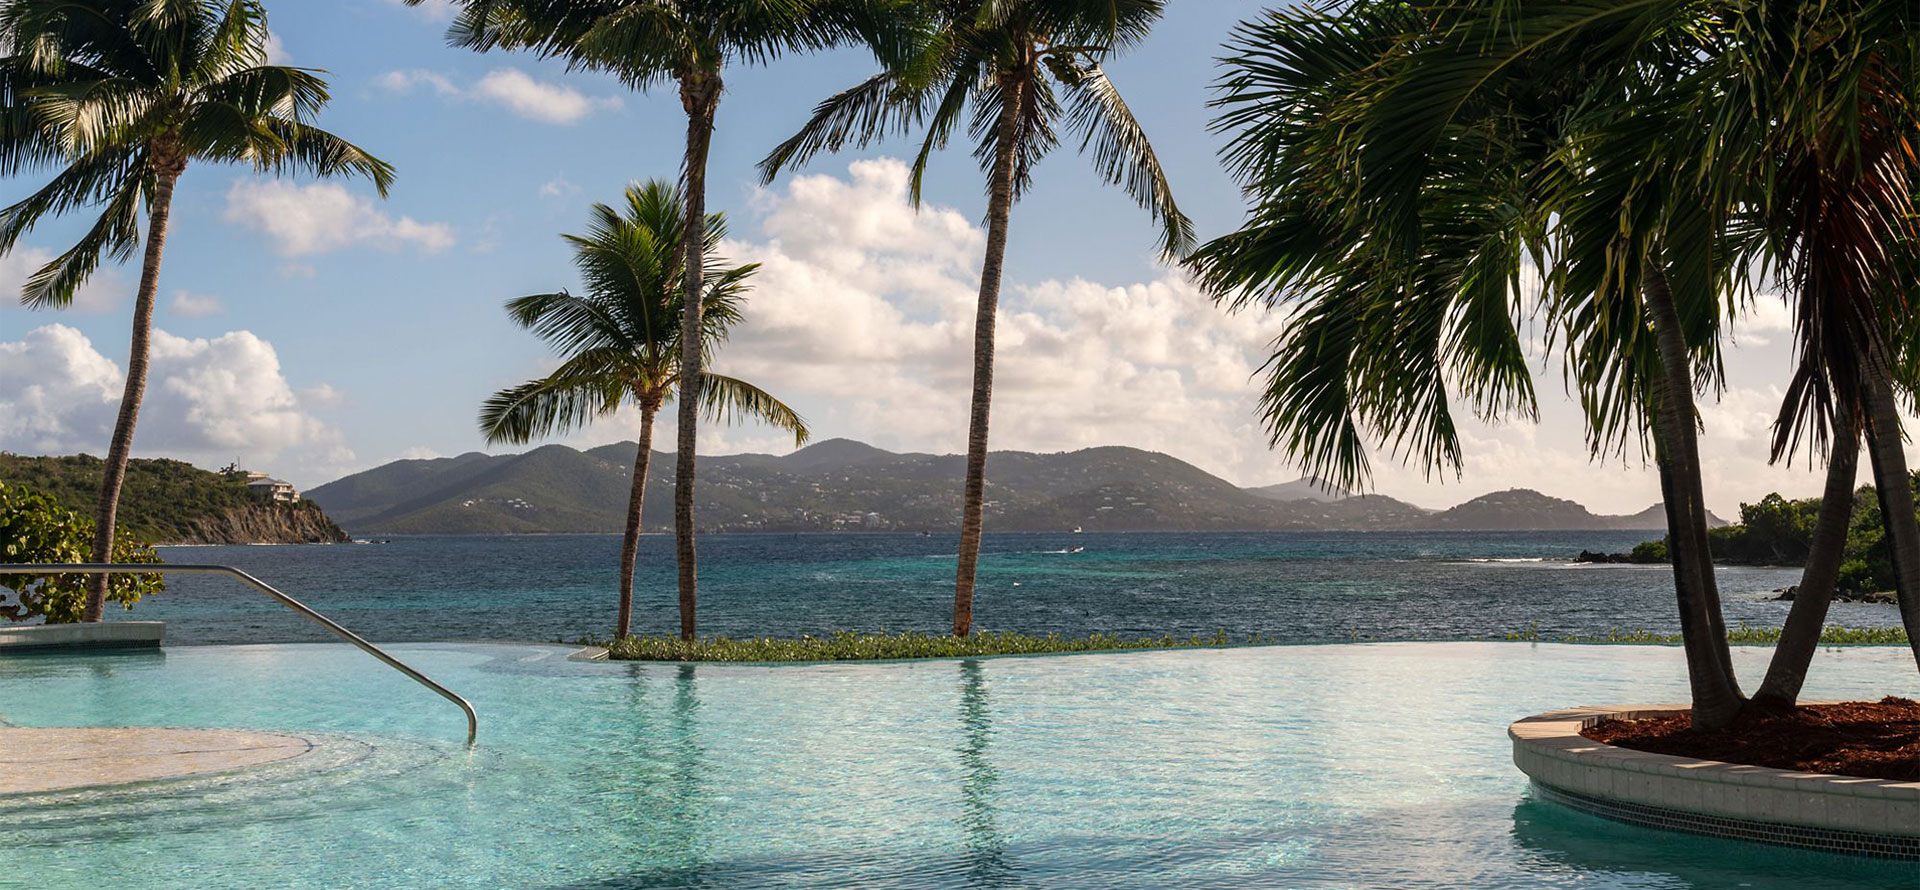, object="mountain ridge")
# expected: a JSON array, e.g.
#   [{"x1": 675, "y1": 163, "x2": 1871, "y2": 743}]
[{"x1": 308, "y1": 439, "x2": 1713, "y2": 534}]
